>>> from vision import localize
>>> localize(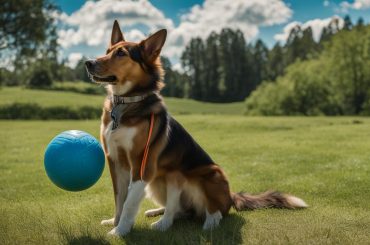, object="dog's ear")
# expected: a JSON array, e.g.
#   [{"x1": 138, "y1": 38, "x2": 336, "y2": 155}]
[
  {"x1": 141, "y1": 29, "x2": 167, "y2": 61},
  {"x1": 110, "y1": 20, "x2": 125, "y2": 46}
]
